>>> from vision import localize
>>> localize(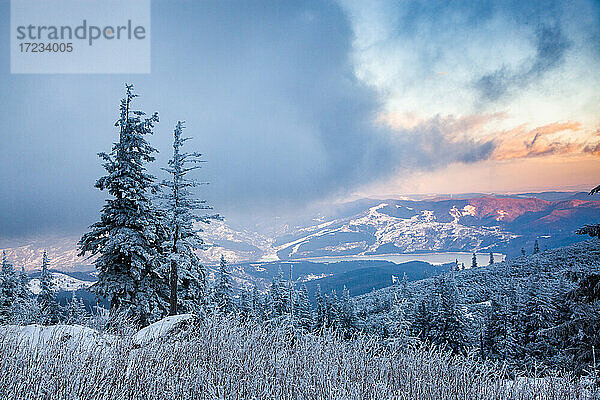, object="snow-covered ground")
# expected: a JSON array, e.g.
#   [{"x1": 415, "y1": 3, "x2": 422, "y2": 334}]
[{"x1": 0, "y1": 323, "x2": 113, "y2": 350}]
